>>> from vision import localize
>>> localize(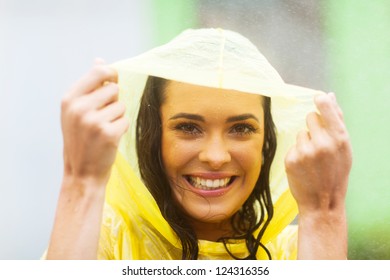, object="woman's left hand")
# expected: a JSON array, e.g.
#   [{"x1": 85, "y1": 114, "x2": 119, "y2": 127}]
[
  {"x1": 284, "y1": 92, "x2": 352, "y2": 259},
  {"x1": 285, "y1": 92, "x2": 352, "y2": 215}
]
